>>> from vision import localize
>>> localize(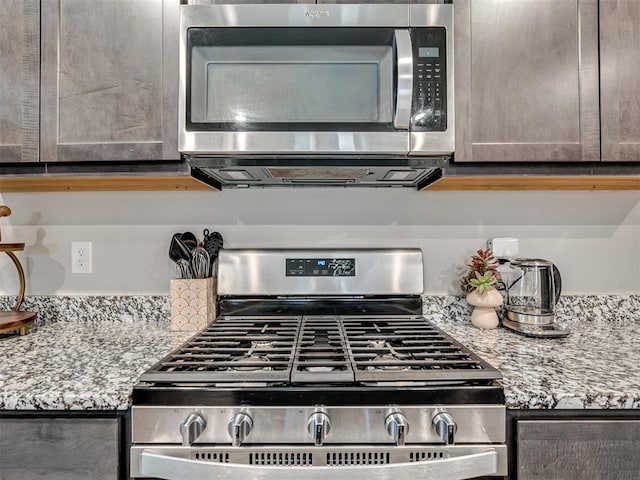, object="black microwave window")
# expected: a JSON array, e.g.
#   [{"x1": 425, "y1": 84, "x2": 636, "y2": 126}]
[{"x1": 186, "y1": 27, "x2": 397, "y2": 133}]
